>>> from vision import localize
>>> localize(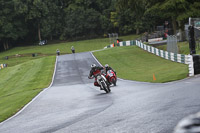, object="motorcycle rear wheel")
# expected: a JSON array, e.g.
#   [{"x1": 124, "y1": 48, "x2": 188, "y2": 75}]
[{"x1": 112, "y1": 78, "x2": 116, "y2": 86}]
